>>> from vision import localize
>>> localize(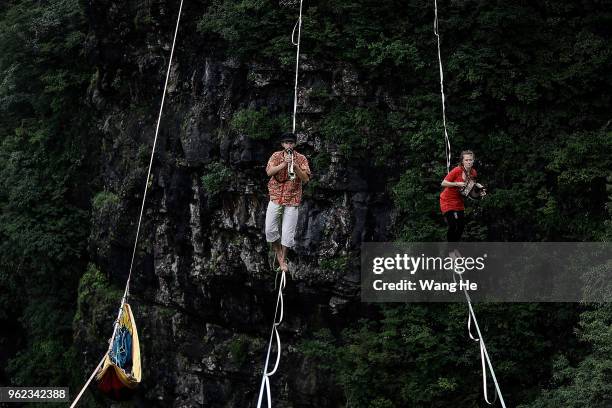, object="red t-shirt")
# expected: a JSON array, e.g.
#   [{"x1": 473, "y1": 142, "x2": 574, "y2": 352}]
[{"x1": 440, "y1": 166, "x2": 477, "y2": 213}]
